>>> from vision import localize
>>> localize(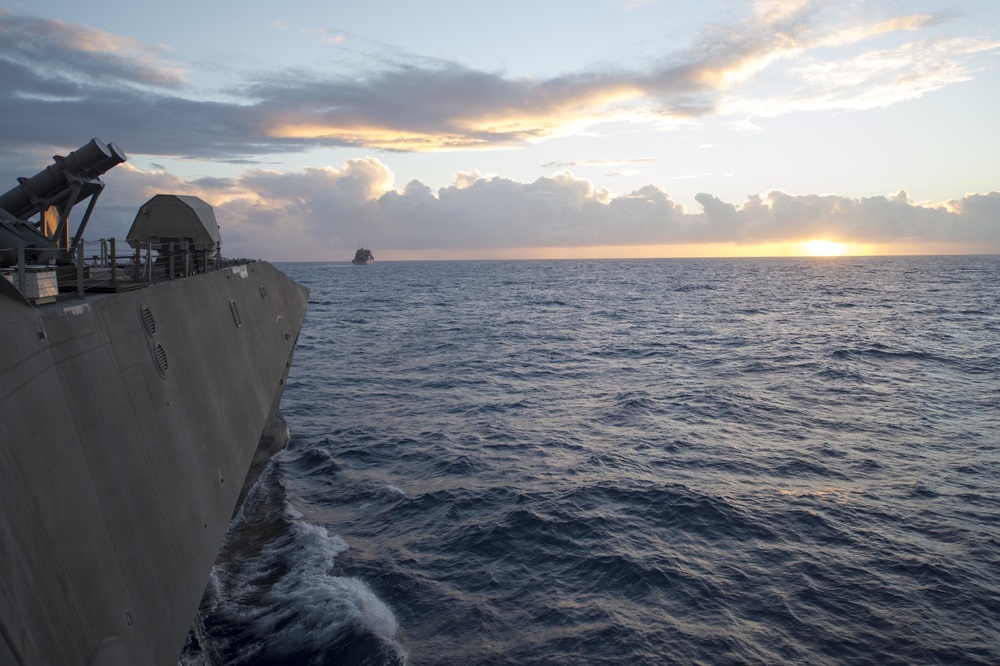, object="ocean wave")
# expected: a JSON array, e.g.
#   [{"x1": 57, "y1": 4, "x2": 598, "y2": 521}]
[
  {"x1": 185, "y1": 465, "x2": 407, "y2": 665},
  {"x1": 215, "y1": 256, "x2": 1000, "y2": 665}
]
